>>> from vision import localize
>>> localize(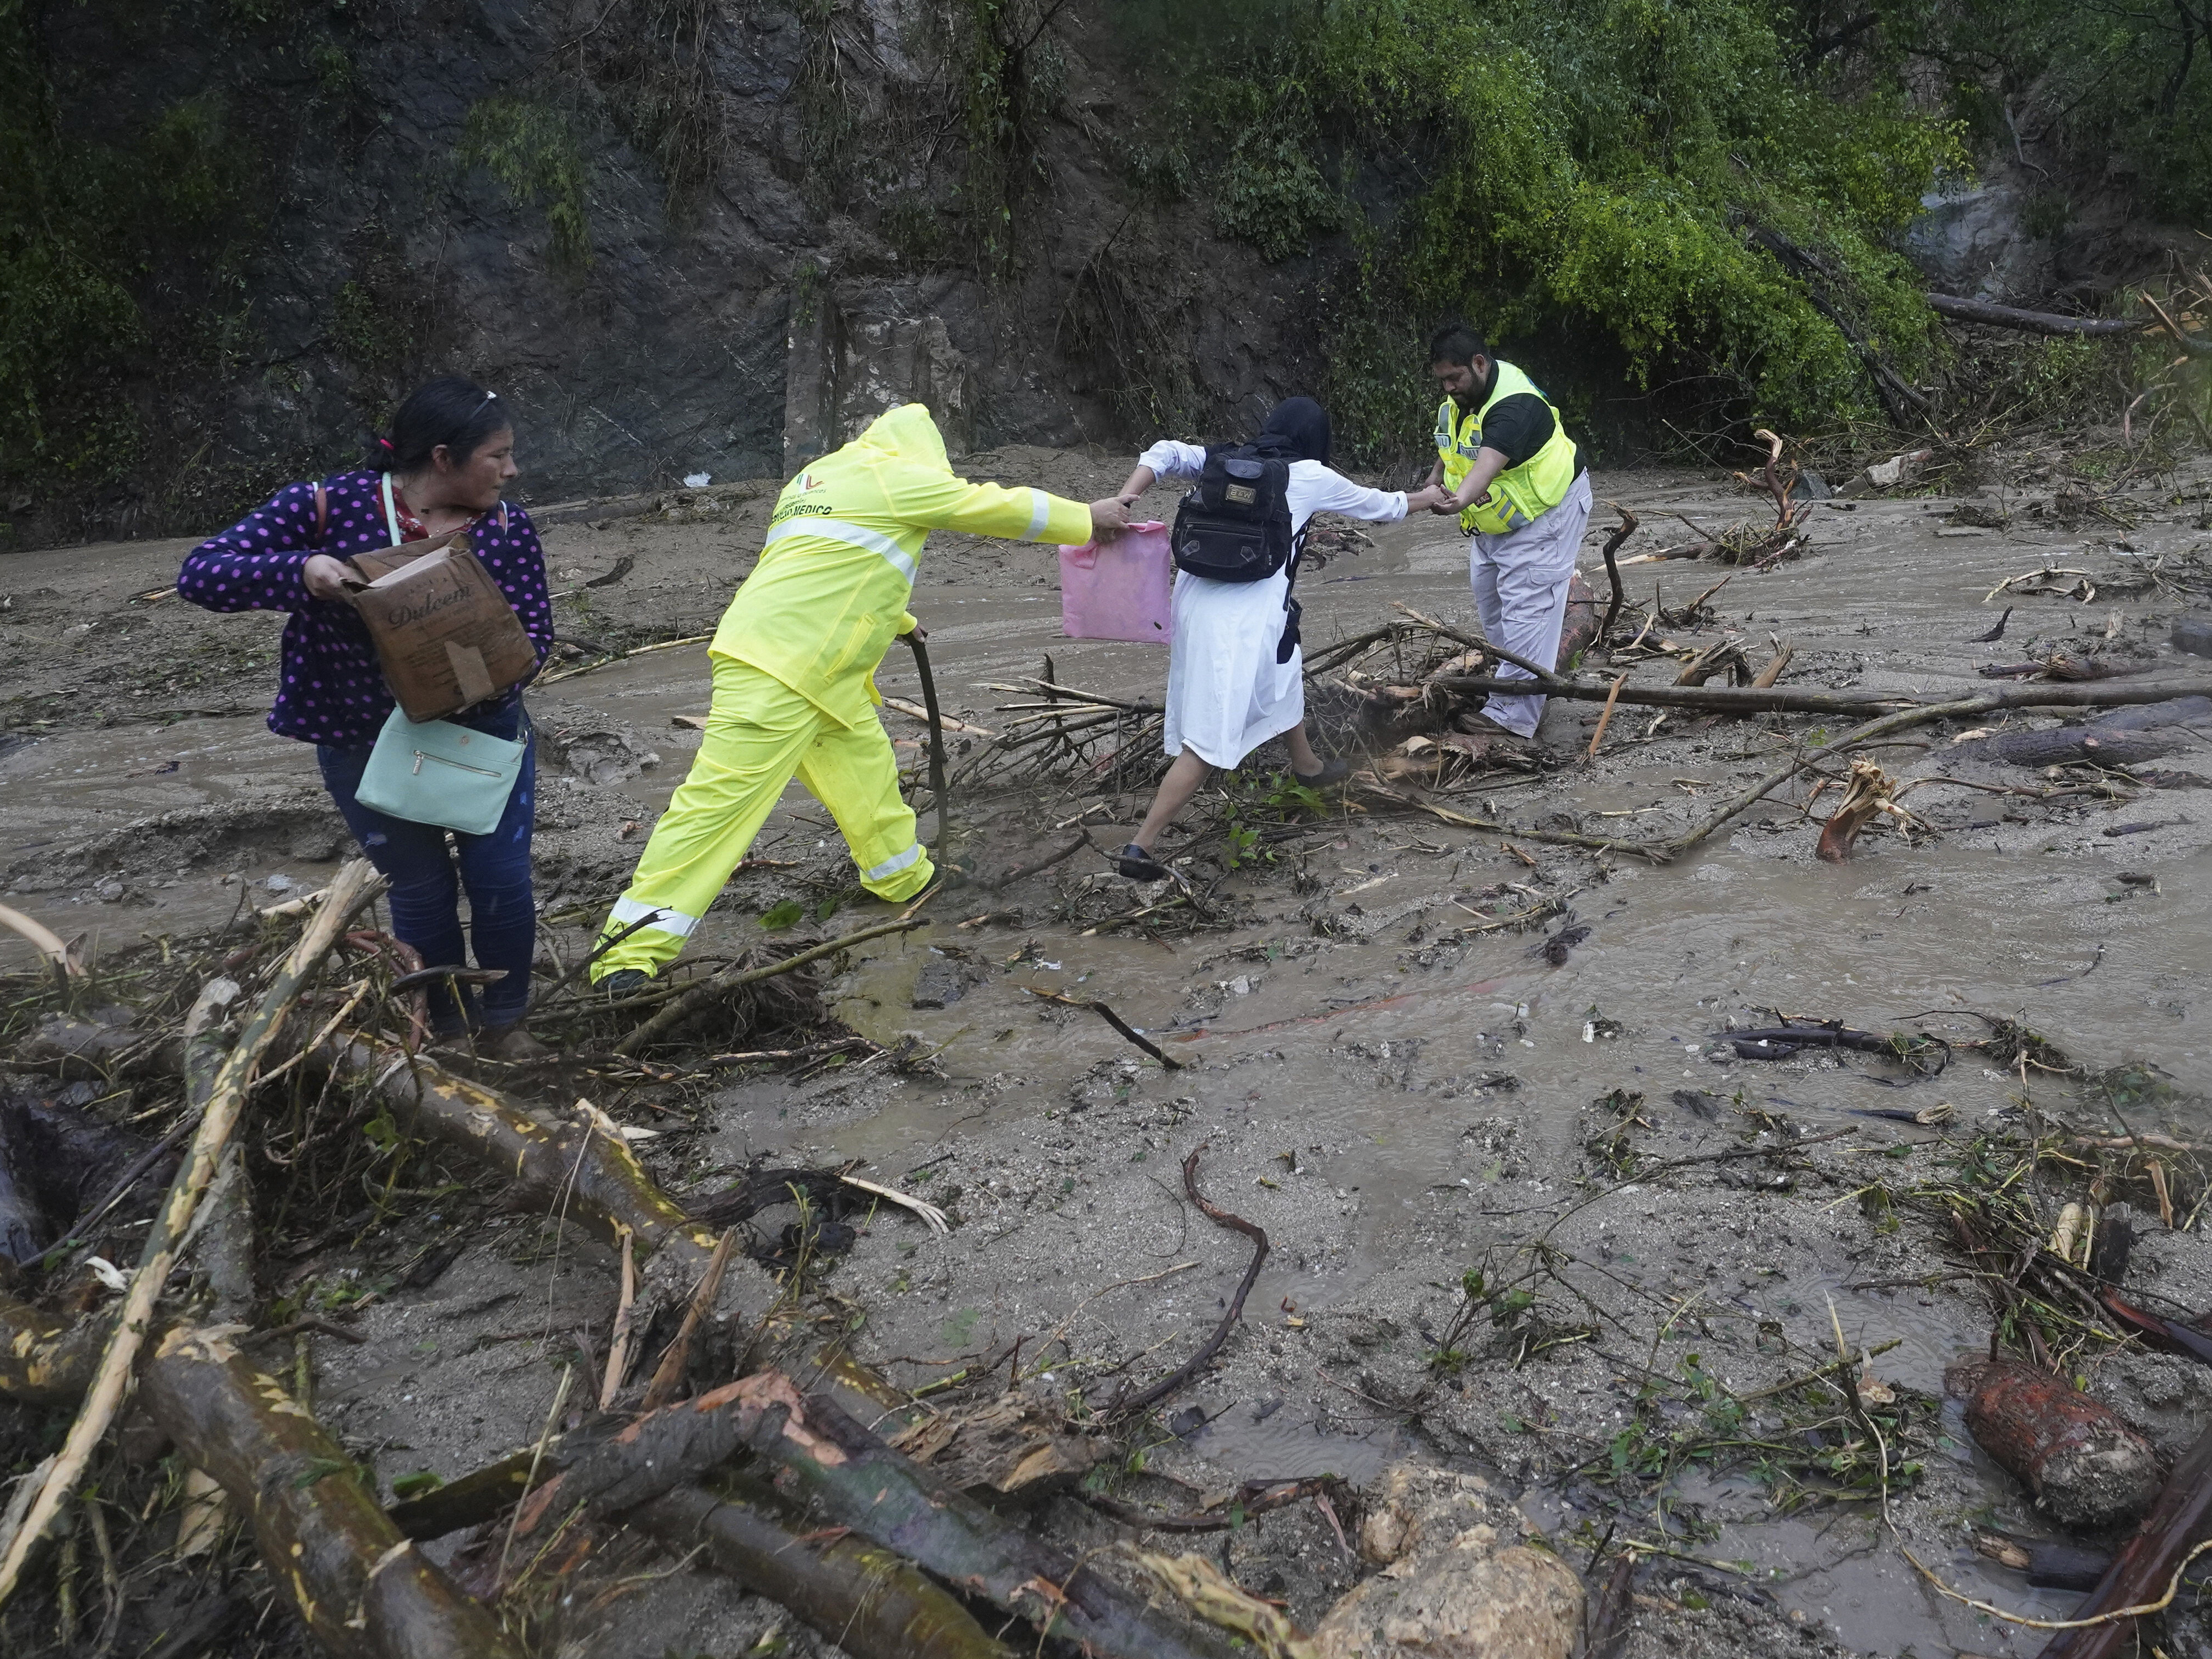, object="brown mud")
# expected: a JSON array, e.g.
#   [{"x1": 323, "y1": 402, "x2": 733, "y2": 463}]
[{"x1": 6, "y1": 442, "x2": 2212, "y2": 1657}]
